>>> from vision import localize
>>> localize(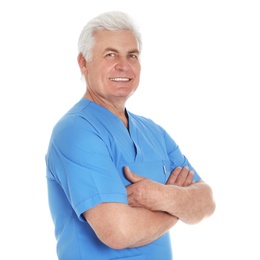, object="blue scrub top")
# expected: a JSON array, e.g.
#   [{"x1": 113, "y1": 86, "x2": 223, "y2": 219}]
[{"x1": 46, "y1": 98, "x2": 200, "y2": 260}]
